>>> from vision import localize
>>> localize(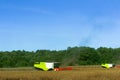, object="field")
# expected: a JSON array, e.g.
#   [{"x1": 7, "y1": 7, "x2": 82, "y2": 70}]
[{"x1": 0, "y1": 66, "x2": 120, "y2": 80}]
